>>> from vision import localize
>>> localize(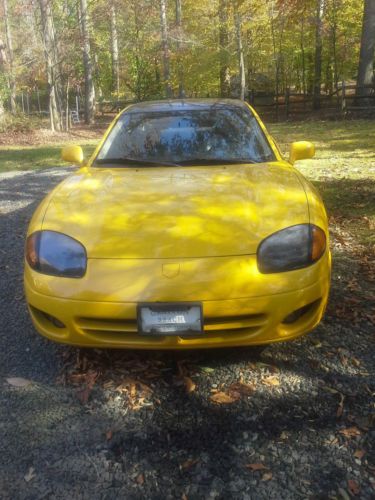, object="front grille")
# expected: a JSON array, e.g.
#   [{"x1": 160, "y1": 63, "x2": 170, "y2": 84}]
[{"x1": 75, "y1": 313, "x2": 268, "y2": 336}]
